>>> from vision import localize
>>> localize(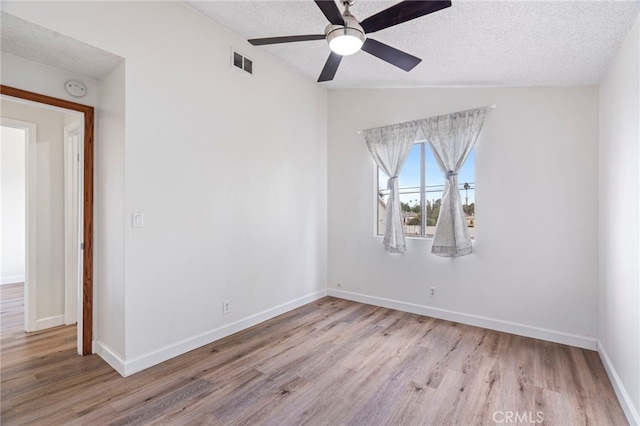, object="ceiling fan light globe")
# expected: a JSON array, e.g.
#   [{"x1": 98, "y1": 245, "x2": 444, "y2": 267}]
[
  {"x1": 329, "y1": 34, "x2": 363, "y2": 56},
  {"x1": 325, "y1": 17, "x2": 365, "y2": 56}
]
